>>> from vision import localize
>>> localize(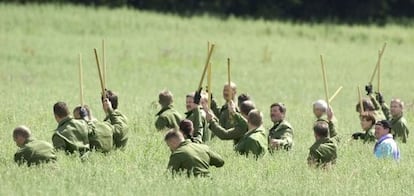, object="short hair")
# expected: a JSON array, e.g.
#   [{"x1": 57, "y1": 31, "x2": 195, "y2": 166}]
[
  {"x1": 240, "y1": 100, "x2": 256, "y2": 115},
  {"x1": 159, "y1": 90, "x2": 173, "y2": 106},
  {"x1": 73, "y1": 105, "x2": 91, "y2": 119},
  {"x1": 179, "y1": 119, "x2": 194, "y2": 138},
  {"x1": 224, "y1": 82, "x2": 237, "y2": 91},
  {"x1": 164, "y1": 130, "x2": 184, "y2": 141},
  {"x1": 13, "y1": 126, "x2": 31, "y2": 139},
  {"x1": 186, "y1": 93, "x2": 194, "y2": 99},
  {"x1": 313, "y1": 121, "x2": 329, "y2": 138},
  {"x1": 391, "y1": 99, "x2": 404, "y2": 108},
  {"x1": 53, "y1": 102, "x2": 70, "y2": 118},
  {"x1": 313, "y1": 100, "x2": 327, "y2": 112},
  {"x1": 248, "y1": 109, "x2": 263, "y2": 127},
  {"x1": 270, "y1": 102, "x2": 287, "y2": 114},
  {"x1": 360, "y1": 112, "x2": 376, "y2": 126},
  {"x1": 104, "y1": 90, "x2": 118, "y2": 110},
  {"x1": 238, "y1": 93, "x2": 250, "y2": 104},
  {"x1": 356, "y1": 99, "x2": 375, "y2": 112}
]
